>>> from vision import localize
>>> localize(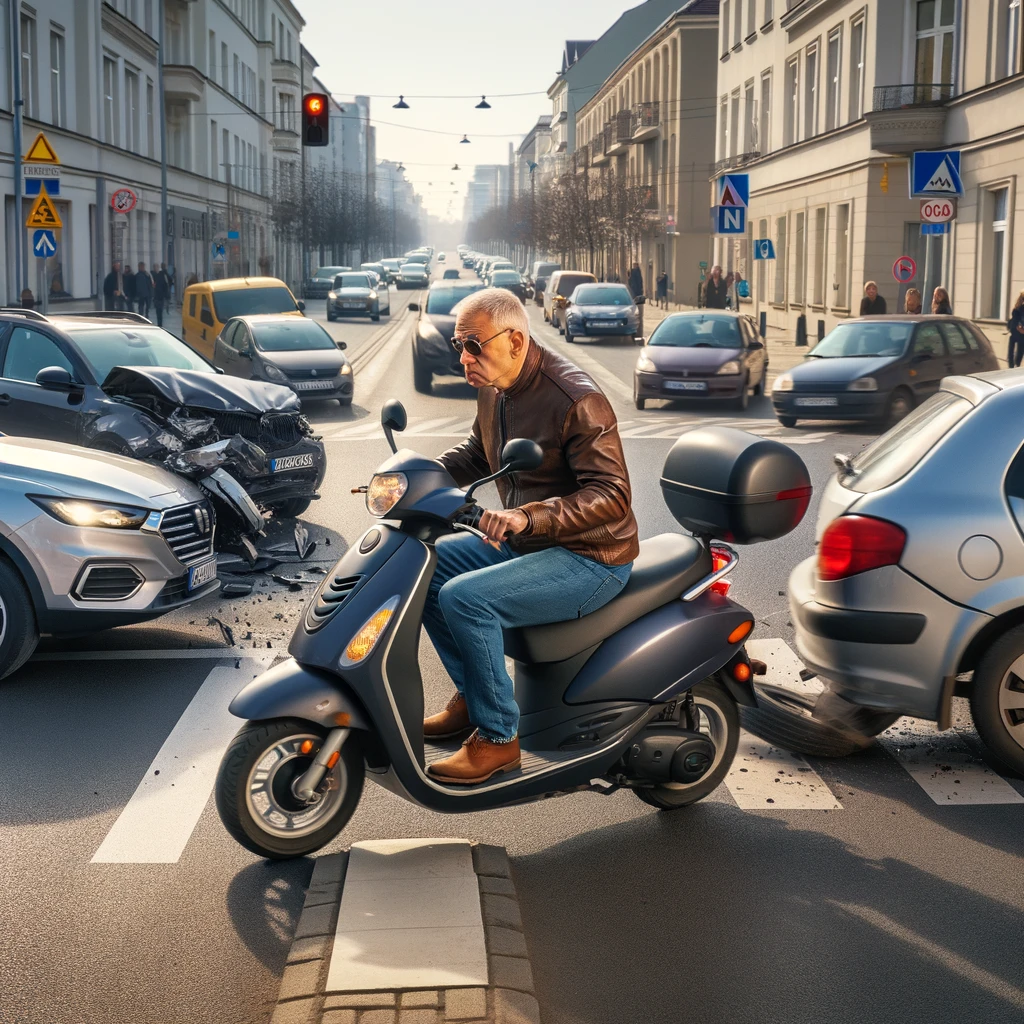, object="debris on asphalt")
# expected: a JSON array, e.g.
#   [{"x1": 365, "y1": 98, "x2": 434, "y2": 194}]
[
  {"x1": 270, "y1": 573, "x2": 310, "y2": 591},
  {"x1": 222, "y1": 581, "x2": 254, "y2": 598},
  {"x1": 207, "y1": 616, "x2": 235, "y2": 647}
]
